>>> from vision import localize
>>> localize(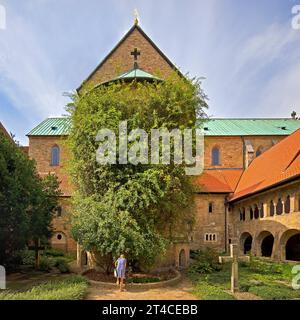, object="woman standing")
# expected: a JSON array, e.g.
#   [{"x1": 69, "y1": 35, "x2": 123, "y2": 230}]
[{"x1": 115, "y1": 254, "x2": 127, "y2": 291}]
